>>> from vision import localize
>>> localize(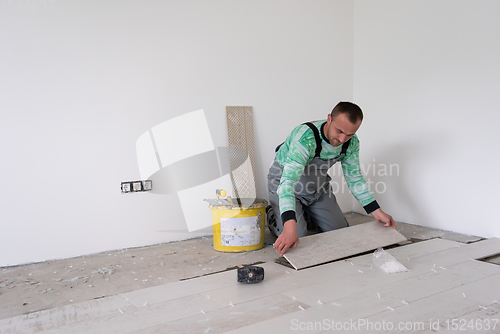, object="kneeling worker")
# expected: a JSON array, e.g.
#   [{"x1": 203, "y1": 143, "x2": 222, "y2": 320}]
[{"x1": 267, "y1": 101, "x2": 396, "y2": 256}]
